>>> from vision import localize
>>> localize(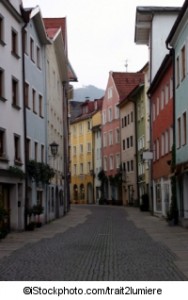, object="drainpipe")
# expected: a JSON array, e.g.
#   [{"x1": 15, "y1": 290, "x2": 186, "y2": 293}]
[
  {"x1": 166, "y1": 43, "x2": 176, "y2": 166},
  {"x1": 21, "y1": 7, "x2": 30, "y2": 230}
]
